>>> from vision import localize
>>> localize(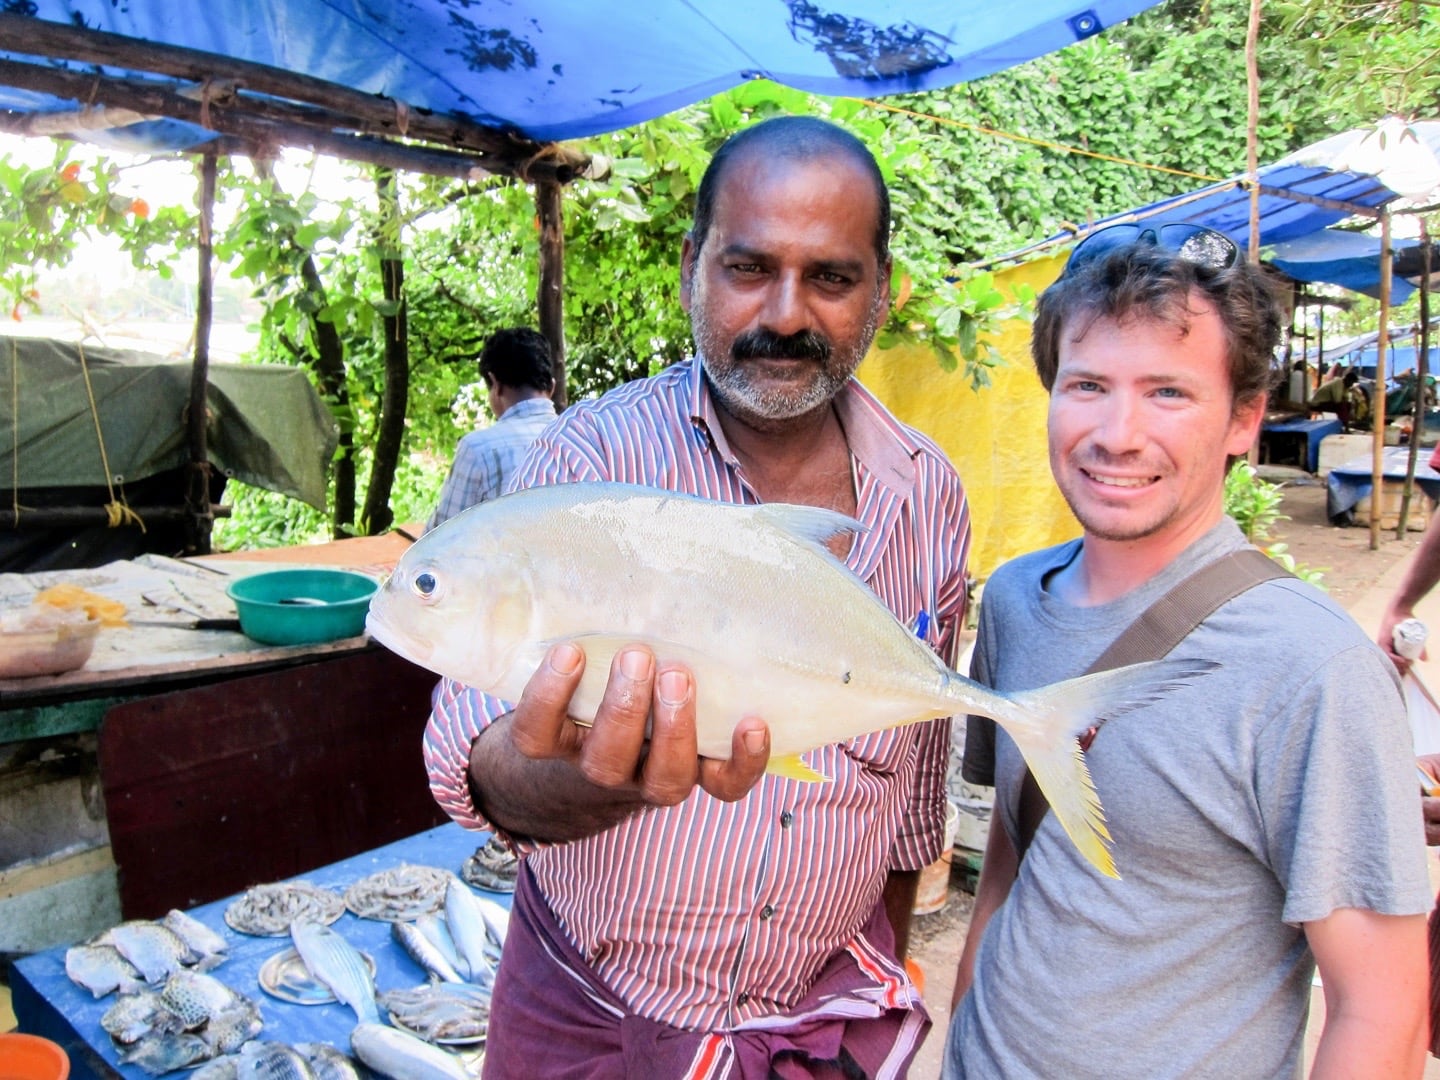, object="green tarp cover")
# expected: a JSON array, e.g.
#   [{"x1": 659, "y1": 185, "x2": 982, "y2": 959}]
[{"x1": 2, "y1": 337, "x2": 337, "y2": 510}]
